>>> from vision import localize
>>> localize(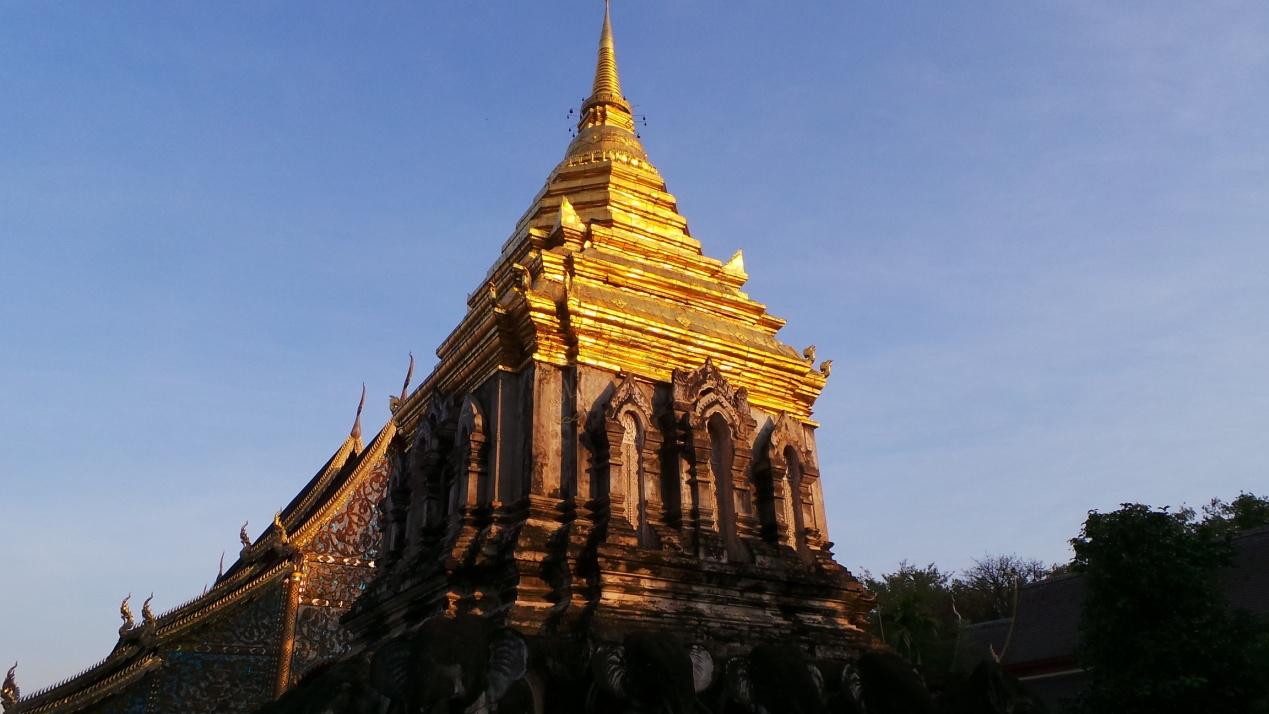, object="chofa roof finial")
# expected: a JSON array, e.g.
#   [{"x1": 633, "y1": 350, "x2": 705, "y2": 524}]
[
  {"x1": 273, "y1": 511, "x2": 290, "y2": 546},
  {"x1": 400, "y1": 352, "x2": 415, "y2": 403},
  {"x1": 118, "y1": 593, "x2": 135, "y2": 636},
  {"x1": 2, "y1": 662, "x2": 18, "y2": 710},
  {"x1": 141, "y1": 594, "x2": 157, "y2": 629},
  {"x1": 390, "y1": 352, "x2": 416, "y2": 415},
  {"x1": 350, "y1": 383, "x2": 366, "y2": 441}
]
